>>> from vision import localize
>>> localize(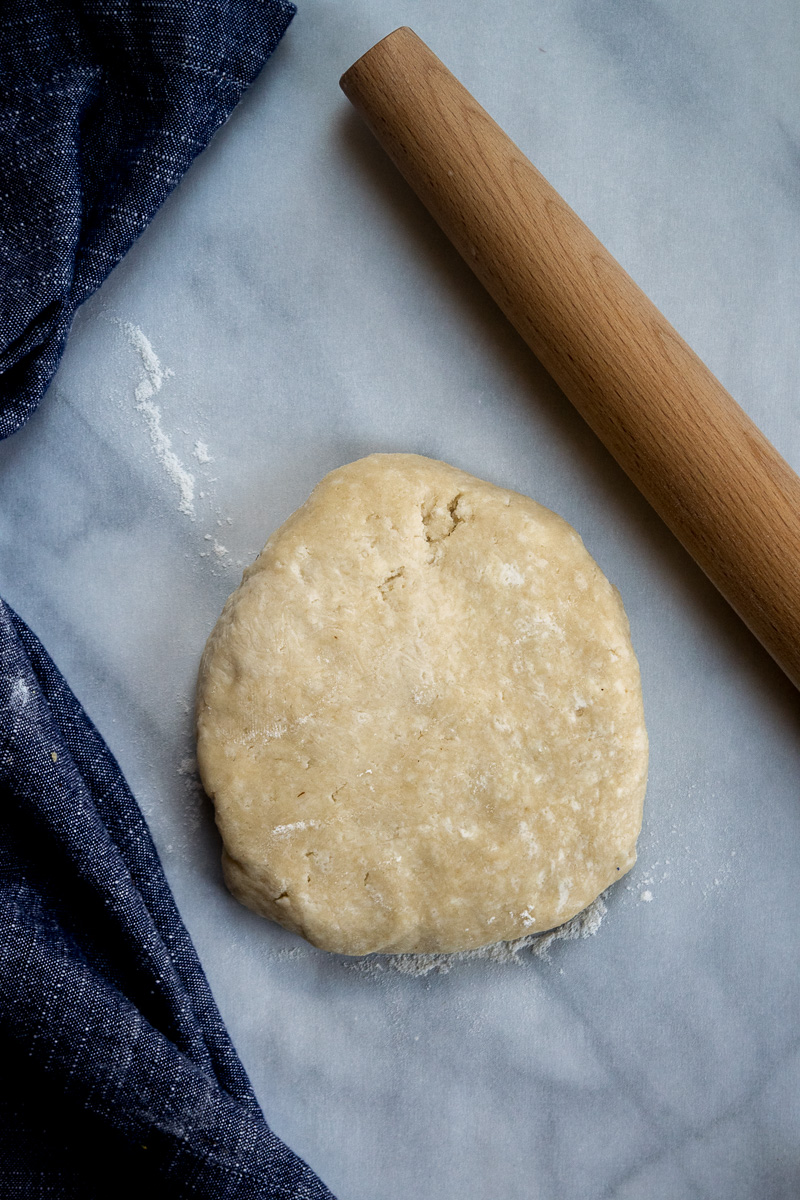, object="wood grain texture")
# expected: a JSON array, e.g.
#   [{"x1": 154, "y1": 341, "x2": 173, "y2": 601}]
[{"x1": 341, "y1": 26, "x2": 800, "y2": 691}]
